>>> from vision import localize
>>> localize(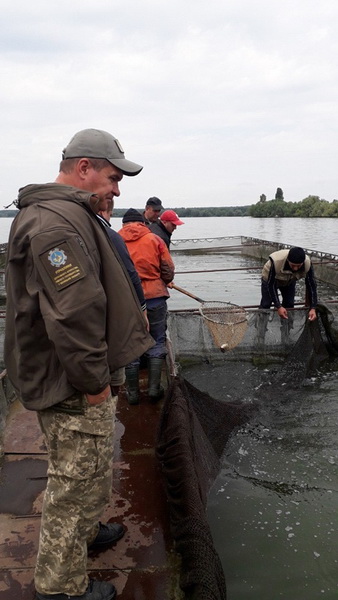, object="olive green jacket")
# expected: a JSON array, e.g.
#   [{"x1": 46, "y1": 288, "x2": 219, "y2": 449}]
[{"x1": 5, "y1": 183, "x2": 154, "y2": 410}]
